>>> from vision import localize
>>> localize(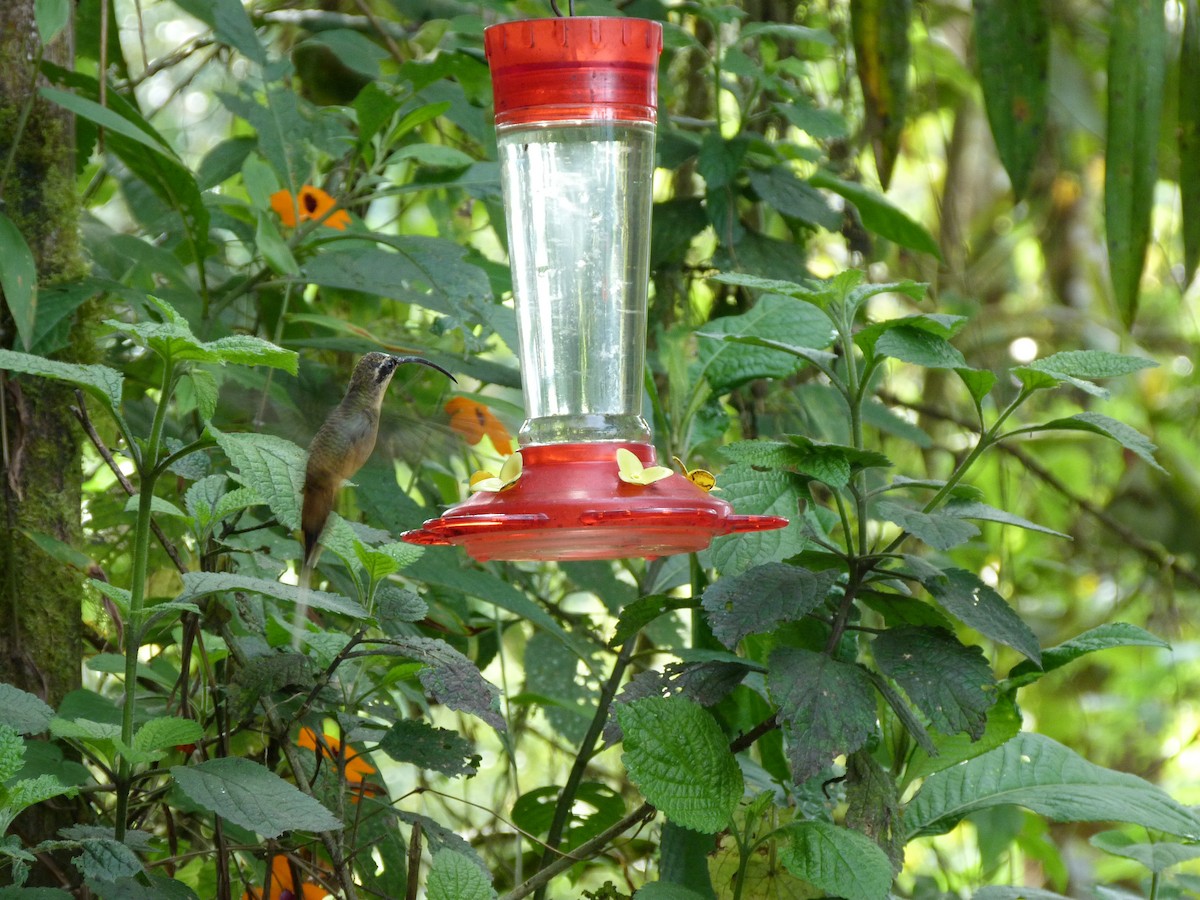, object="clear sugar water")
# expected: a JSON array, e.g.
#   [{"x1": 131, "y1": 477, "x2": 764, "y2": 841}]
[{"x1": 498, "y1": 121, "x2": 655, "y2": 445}]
